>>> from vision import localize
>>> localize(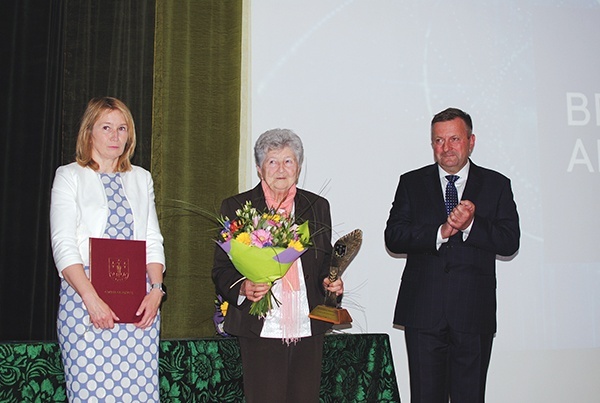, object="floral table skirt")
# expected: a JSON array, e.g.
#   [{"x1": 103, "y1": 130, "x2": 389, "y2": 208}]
[{"x1": 0, "y1": 333, "x2": 400, "y2": 402}]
